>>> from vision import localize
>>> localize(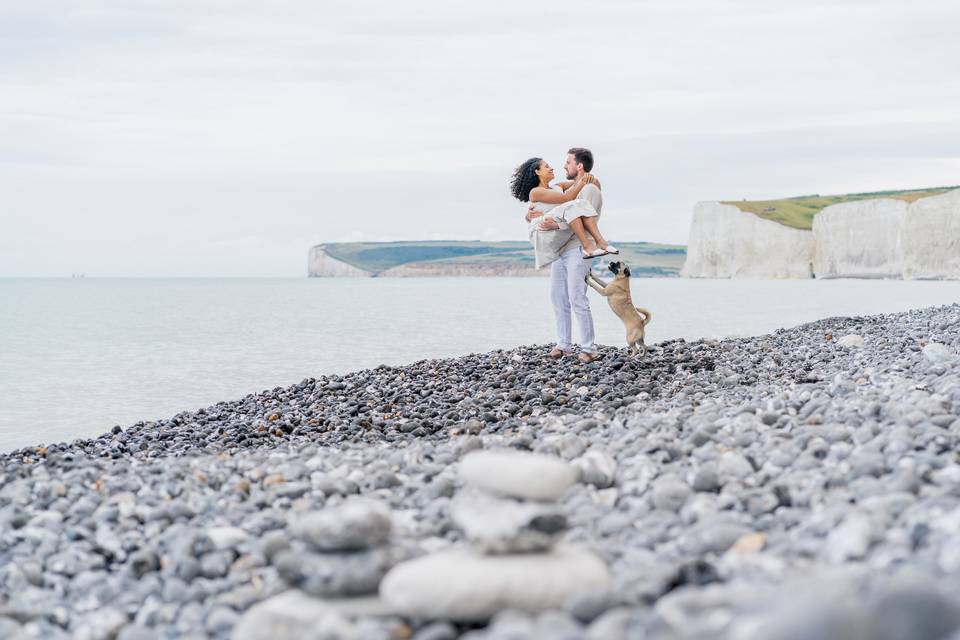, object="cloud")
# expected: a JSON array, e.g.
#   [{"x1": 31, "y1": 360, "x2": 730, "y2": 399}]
[{"x1": 0, "y1": 0, "x2": 958, "y2": 275}]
